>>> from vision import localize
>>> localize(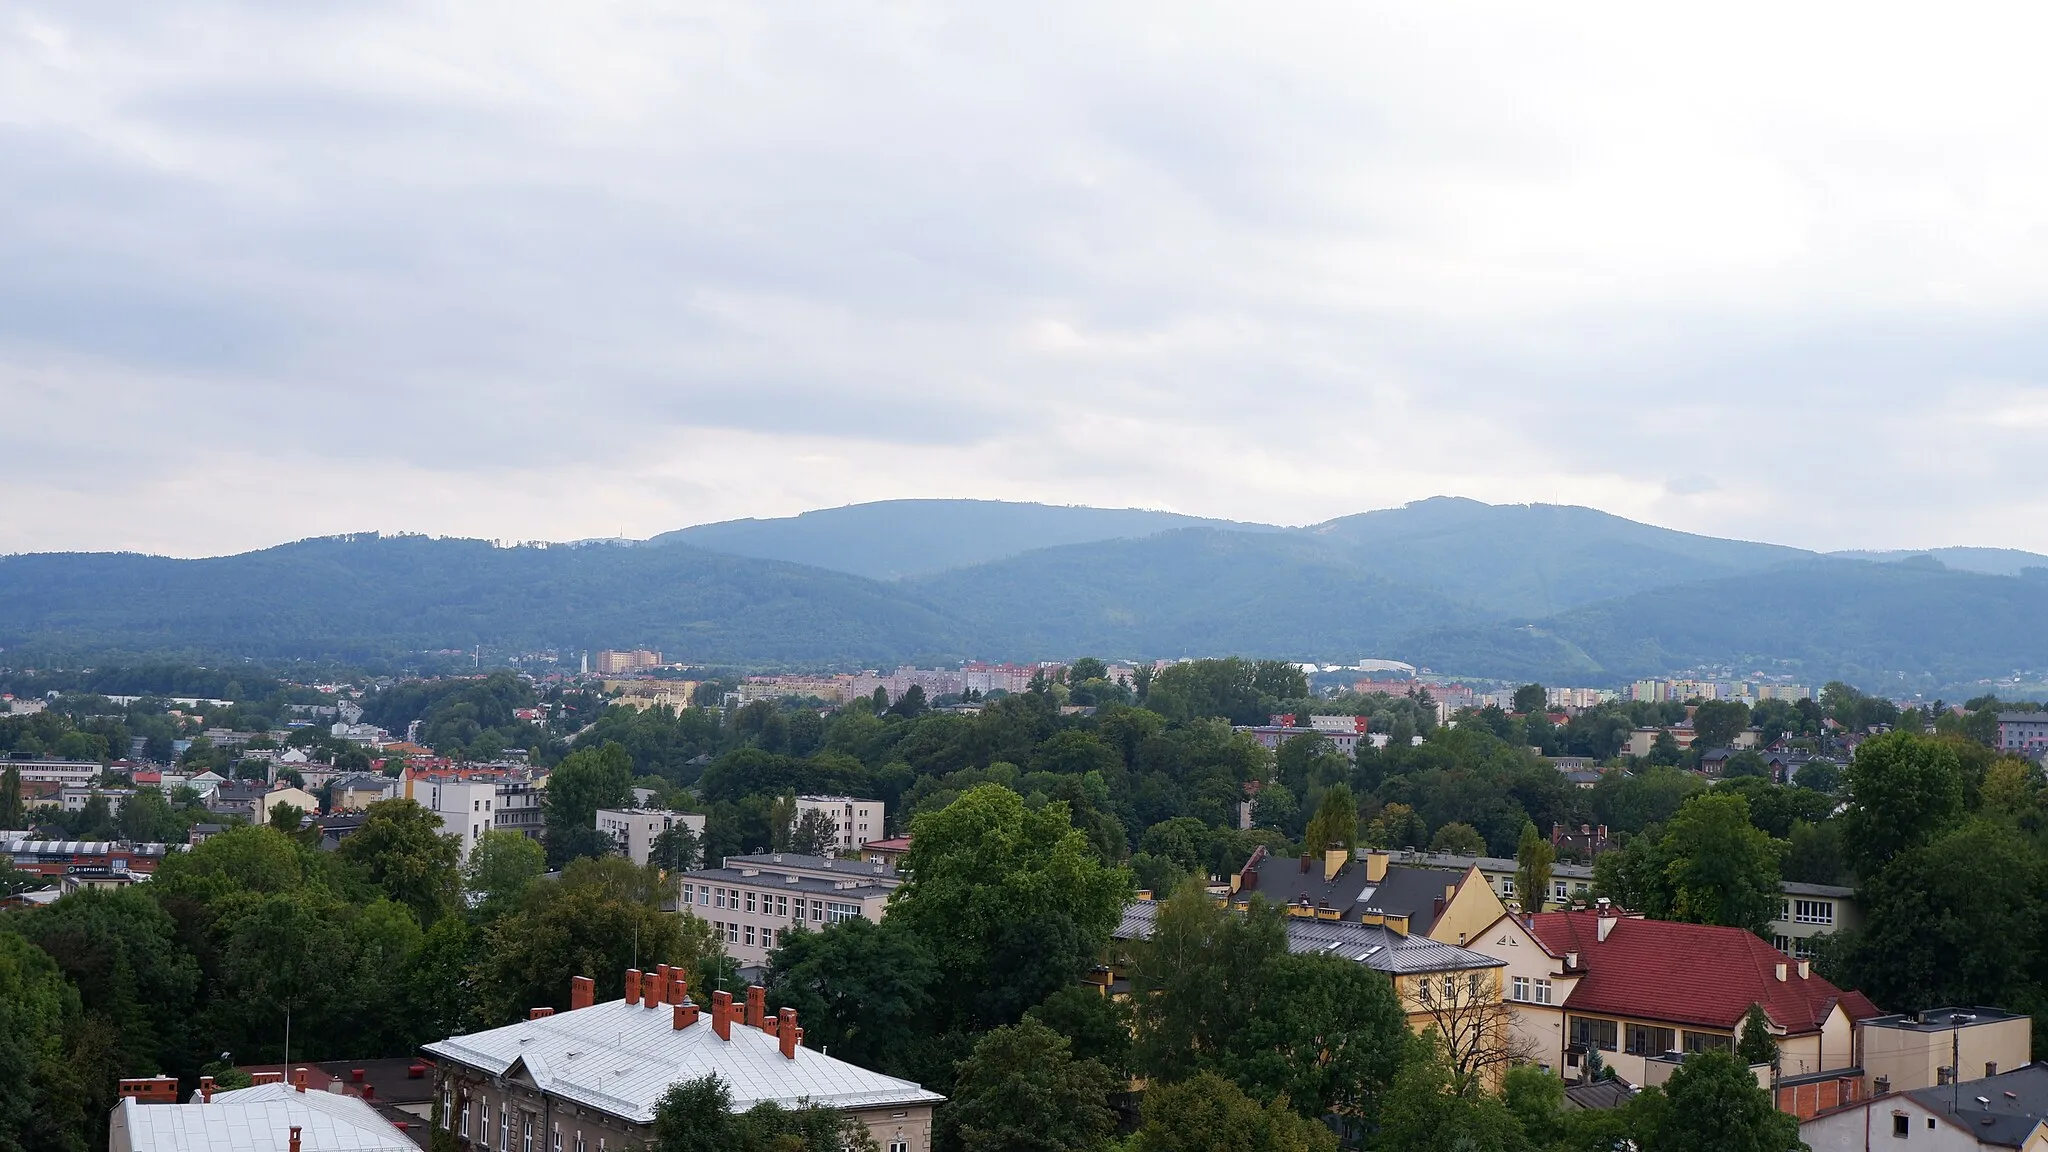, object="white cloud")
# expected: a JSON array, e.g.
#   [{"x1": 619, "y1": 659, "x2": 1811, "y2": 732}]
[{"x1": 3, "y1": 0, "x2": 2048, "y2": 556}]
